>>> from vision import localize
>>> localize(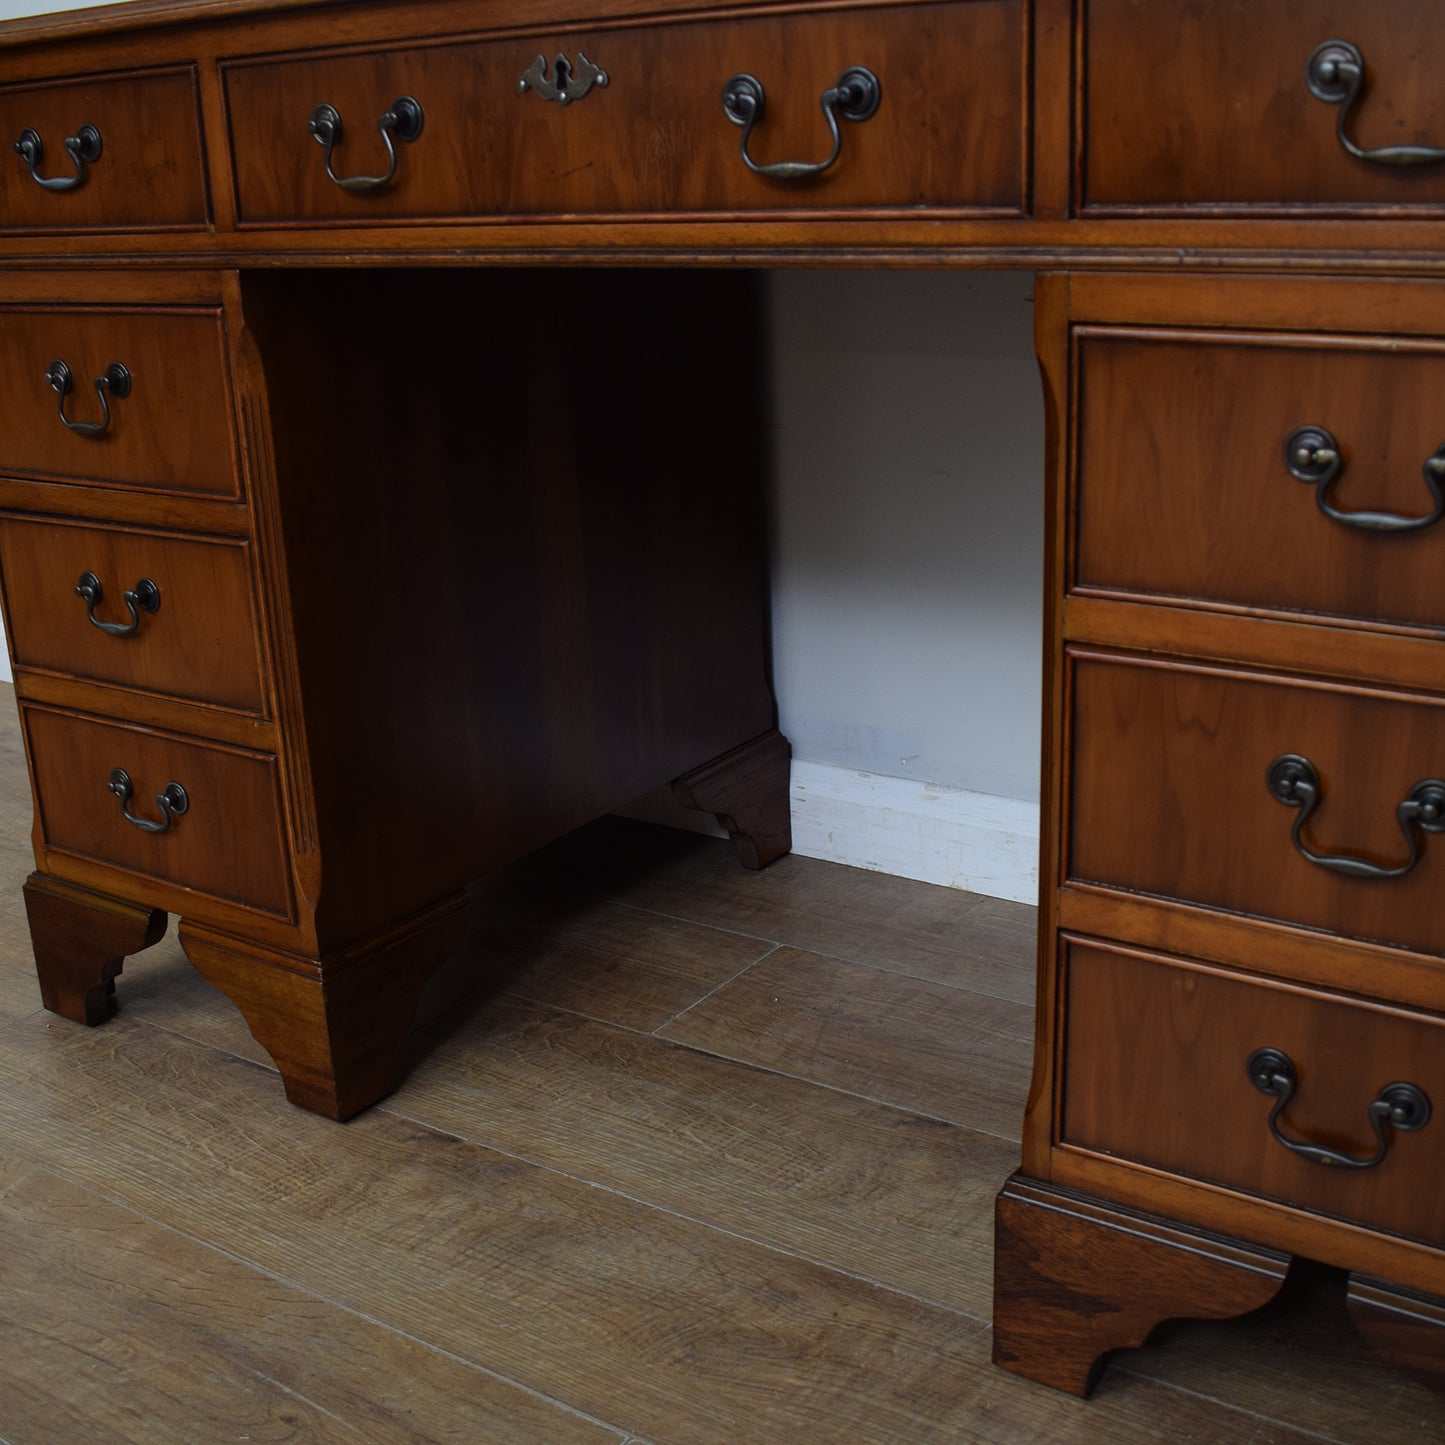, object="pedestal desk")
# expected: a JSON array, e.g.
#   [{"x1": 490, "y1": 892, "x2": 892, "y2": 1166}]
[{"x1": 2, "y1": 0, "x2": 1444, "y2": 1398}]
